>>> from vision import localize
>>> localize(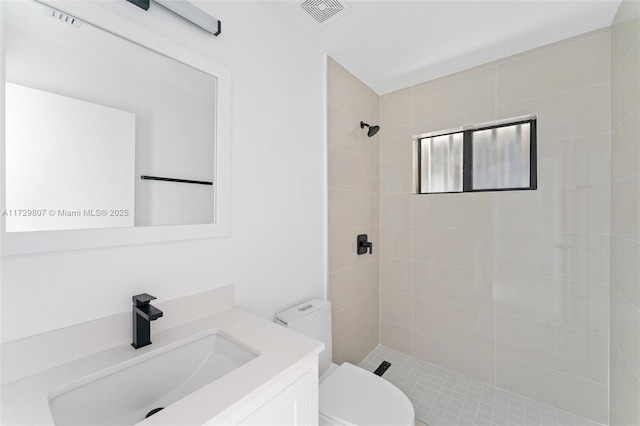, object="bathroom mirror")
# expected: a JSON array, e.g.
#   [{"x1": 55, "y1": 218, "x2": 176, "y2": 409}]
[{"x1": 0, "y1": 0, "x2": 231, "y2": 254}]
